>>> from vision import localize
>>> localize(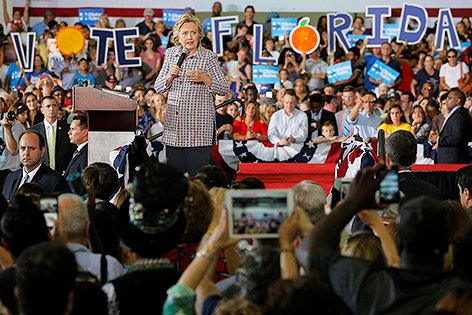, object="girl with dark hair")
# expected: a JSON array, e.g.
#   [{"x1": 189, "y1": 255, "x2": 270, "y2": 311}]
[
  {"x1": 23, "y1": 55, "x2": 50, "y2": 87},
  {"x1": 378, "y1": 104, "x2": 412, "y2": 135}
]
